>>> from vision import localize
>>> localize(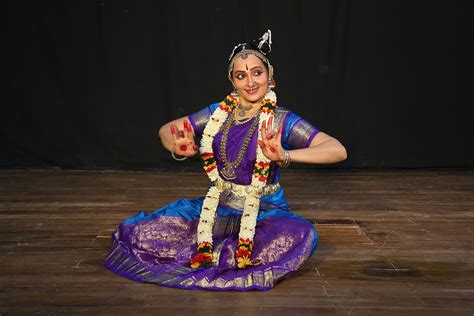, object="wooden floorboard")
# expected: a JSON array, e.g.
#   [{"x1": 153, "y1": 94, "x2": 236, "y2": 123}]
[{"x1": 0, "y1": 169, "x2": 473, "y2": 315}]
